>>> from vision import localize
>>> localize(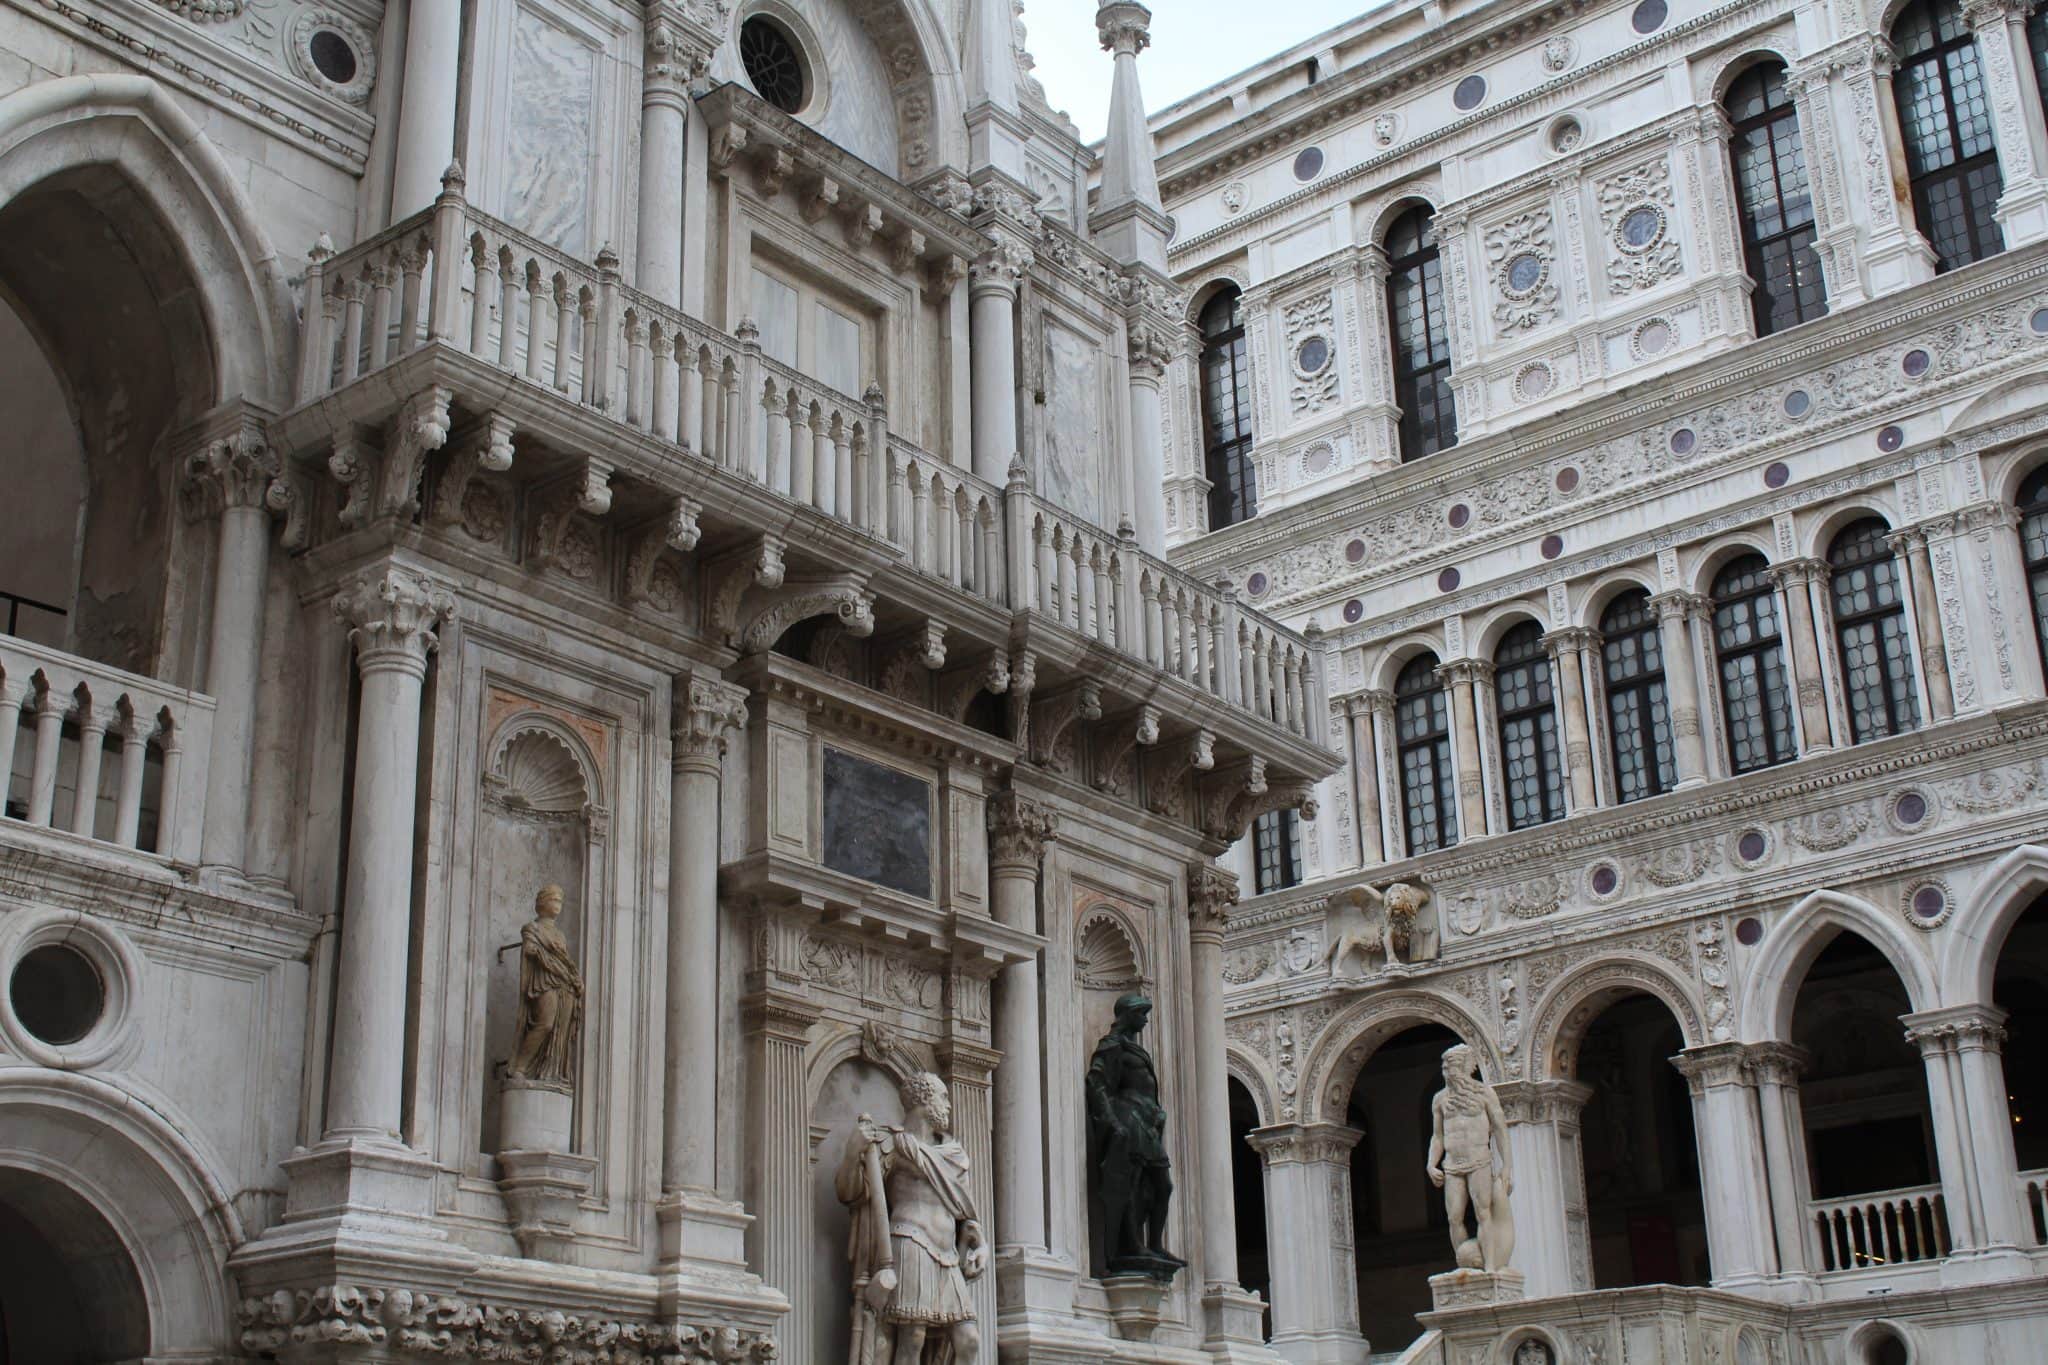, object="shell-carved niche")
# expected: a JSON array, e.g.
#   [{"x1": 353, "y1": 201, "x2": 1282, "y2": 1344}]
[
  {"x1": 1075, "y1": 903, "x2": 1149, "y2": 1070},
  {"x1": 477, "y1": 715, "x2": 606, "y2": 1158}
]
